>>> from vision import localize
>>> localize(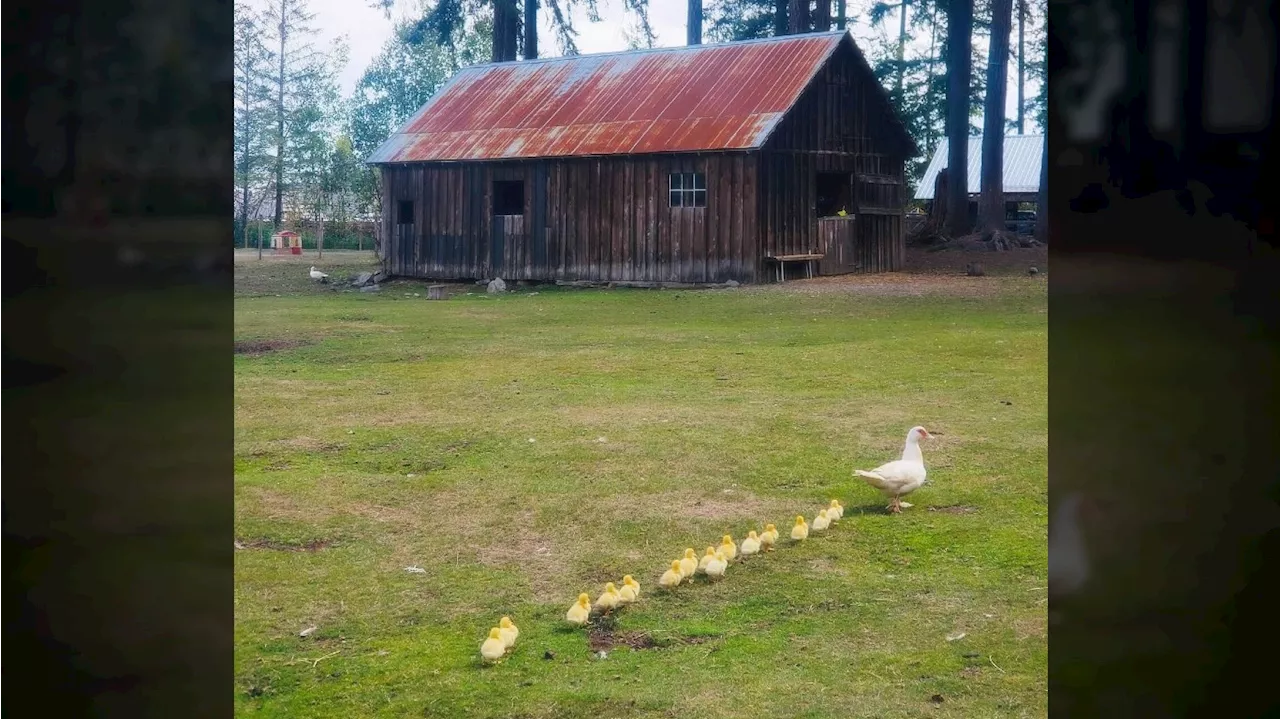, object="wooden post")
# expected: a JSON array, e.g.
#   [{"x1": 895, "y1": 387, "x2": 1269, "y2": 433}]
[{"x1": 427, "y1": 285, "x2": 447, "y2": 300}]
